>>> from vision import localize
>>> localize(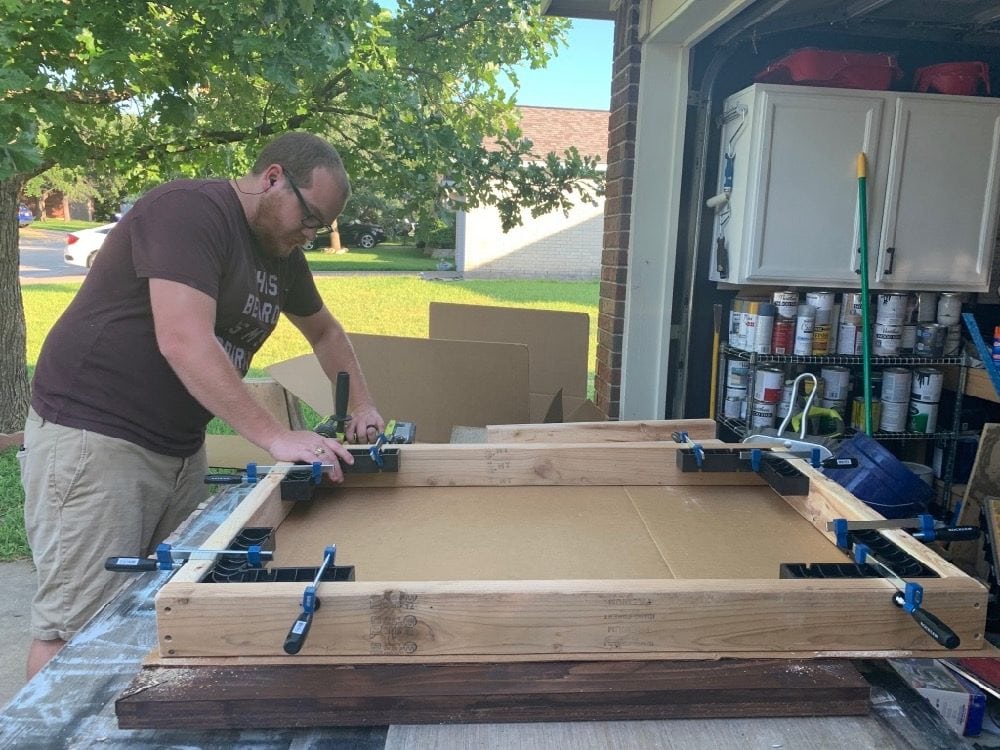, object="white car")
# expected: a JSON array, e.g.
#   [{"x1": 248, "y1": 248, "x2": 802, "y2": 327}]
[{"x1": 64, "y1": 223, "x2": 116, "y2": 268}]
